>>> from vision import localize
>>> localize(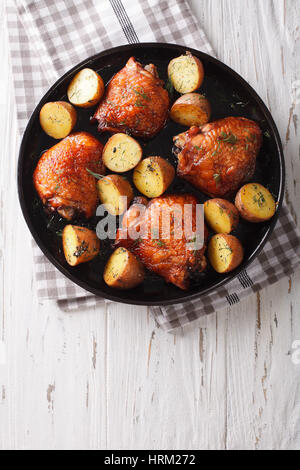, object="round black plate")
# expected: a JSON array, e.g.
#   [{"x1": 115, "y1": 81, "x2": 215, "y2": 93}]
[{"x1": 18, "y1": 43, "x2": 285, "y2": 306}]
